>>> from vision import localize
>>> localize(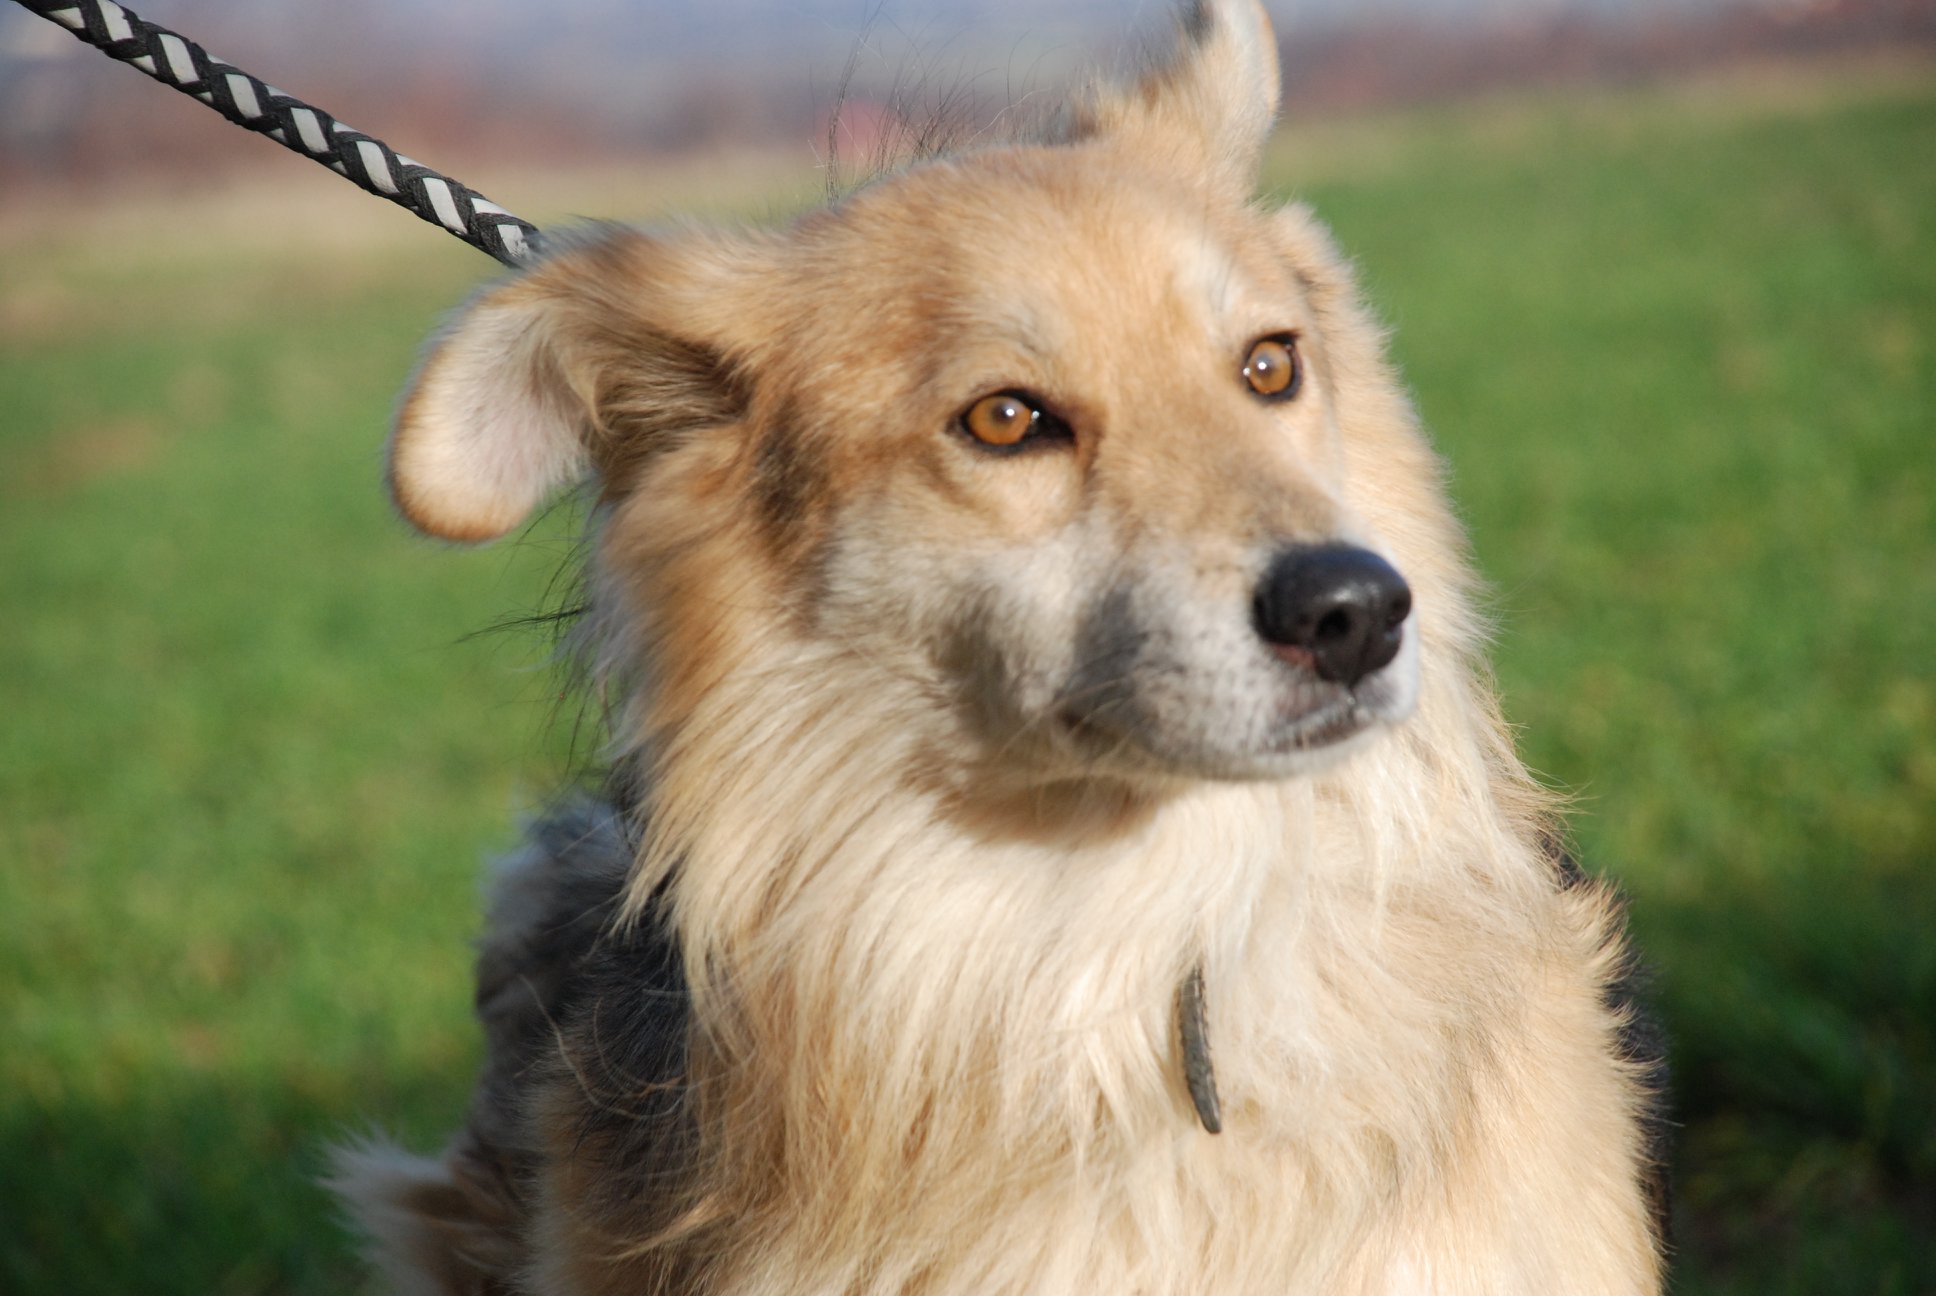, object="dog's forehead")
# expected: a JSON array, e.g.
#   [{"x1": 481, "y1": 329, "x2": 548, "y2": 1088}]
[{"x1": 811, "y1": 146, "x2": 1304, "y2": 349}]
